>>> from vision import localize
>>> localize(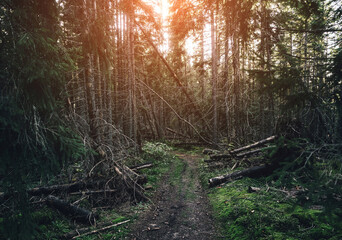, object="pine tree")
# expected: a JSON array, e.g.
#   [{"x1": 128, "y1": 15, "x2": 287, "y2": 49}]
[{"x1": 0, "y1": 1, "x2": 85, "y2": 238}]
